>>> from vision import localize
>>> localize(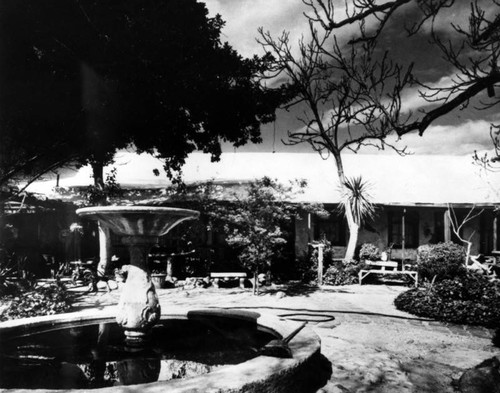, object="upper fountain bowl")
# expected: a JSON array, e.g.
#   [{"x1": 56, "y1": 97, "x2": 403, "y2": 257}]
[{"x1": 76, "y1": 206, "x2": 200, "y2": 237}]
